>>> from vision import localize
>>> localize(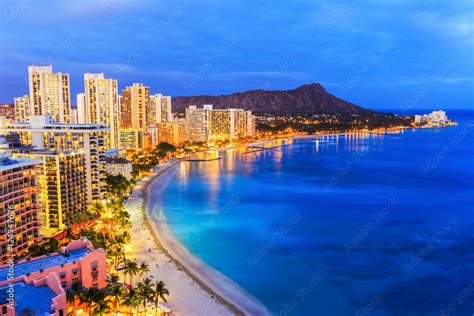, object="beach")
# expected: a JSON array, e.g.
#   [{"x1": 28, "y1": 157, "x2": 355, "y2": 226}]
[{"x1": 127, "y1": 159, "x2": 271, "y2": 316}]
